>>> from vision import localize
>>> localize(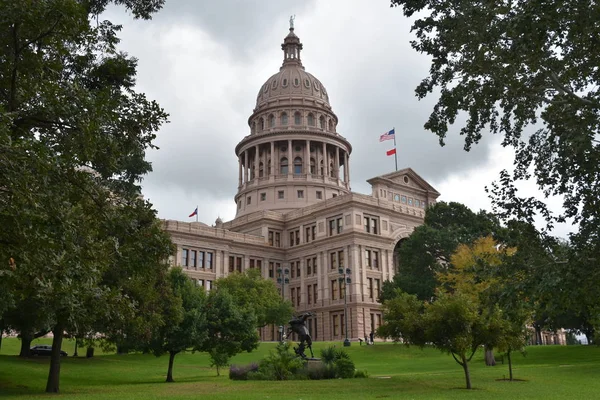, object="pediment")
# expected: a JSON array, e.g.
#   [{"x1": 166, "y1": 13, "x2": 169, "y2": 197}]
[{"x1": 367, "y1": 168, "x2": 440, "y2": 196}]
